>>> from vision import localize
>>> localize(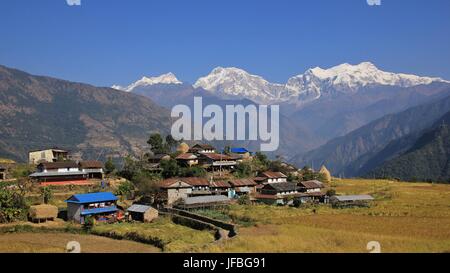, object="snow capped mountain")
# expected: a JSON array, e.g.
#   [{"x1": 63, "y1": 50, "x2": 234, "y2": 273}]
[
  {"x1": 112, "y1": 62, "x2": 448, "y2": 104},
  {"x1": 112, "y1": 72, "x2": 182, "y2": 92},
  {"x1": 194, "y1": 62, "x2": 448, "y2": 104},
  {"x1": 193, "y1": 67, "x2": 297, "y2": 104},
  {"x1": 286, "y1": 62, "x2": 448, "y2": 101}
]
